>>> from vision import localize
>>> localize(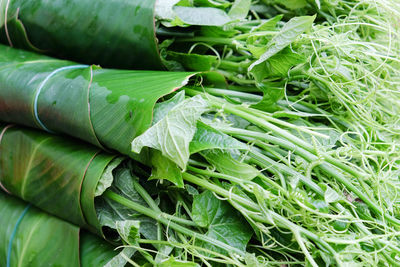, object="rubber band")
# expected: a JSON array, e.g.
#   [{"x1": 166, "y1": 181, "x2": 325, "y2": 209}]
[
  {"x1": 7, "y1": 204, "x2": 31, "y2": 267},
  {"x1": 33, "y1": 64, "x2": 88, "y2": 132}
]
